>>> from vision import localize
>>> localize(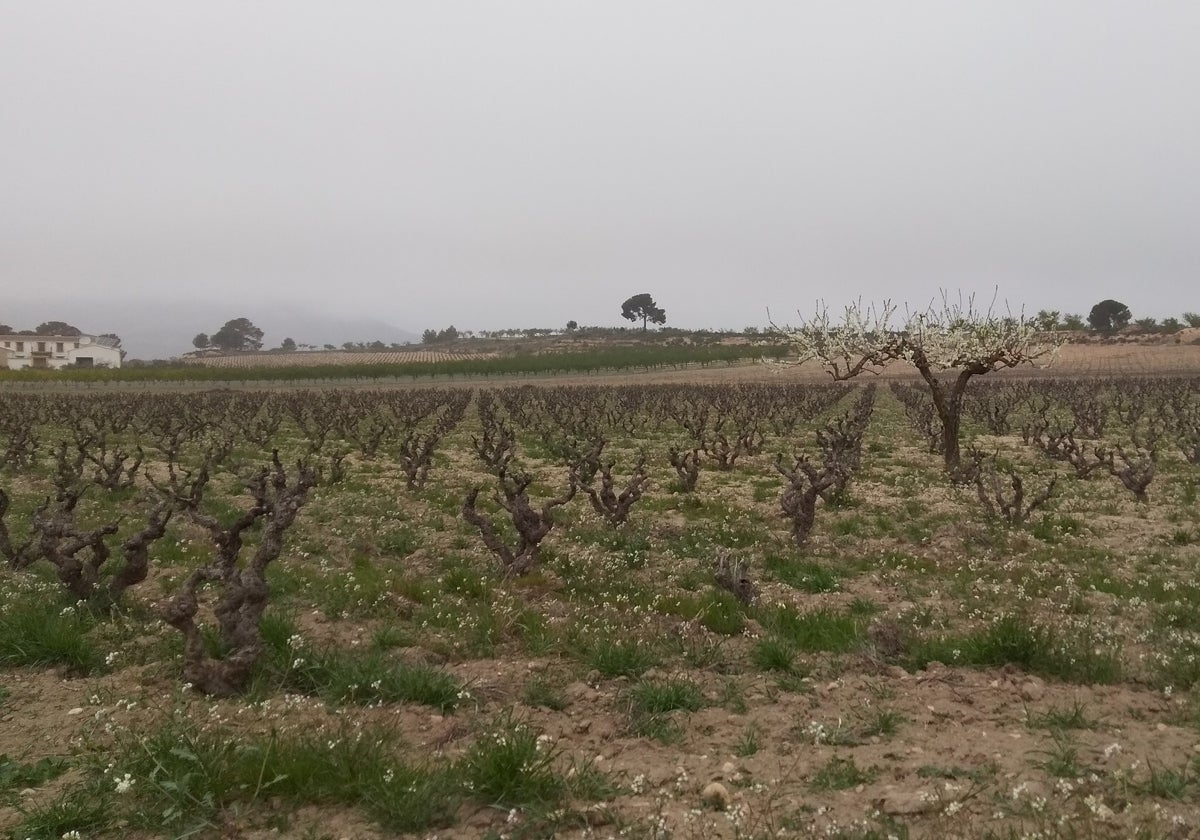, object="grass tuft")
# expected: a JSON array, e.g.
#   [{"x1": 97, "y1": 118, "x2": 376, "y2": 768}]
[
  {"x1": 0, "y1": 599, "x2": 102, "y2": 674},
  {"x1": 459, "y1": 714, "x2": 564, "y2": 807}
]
